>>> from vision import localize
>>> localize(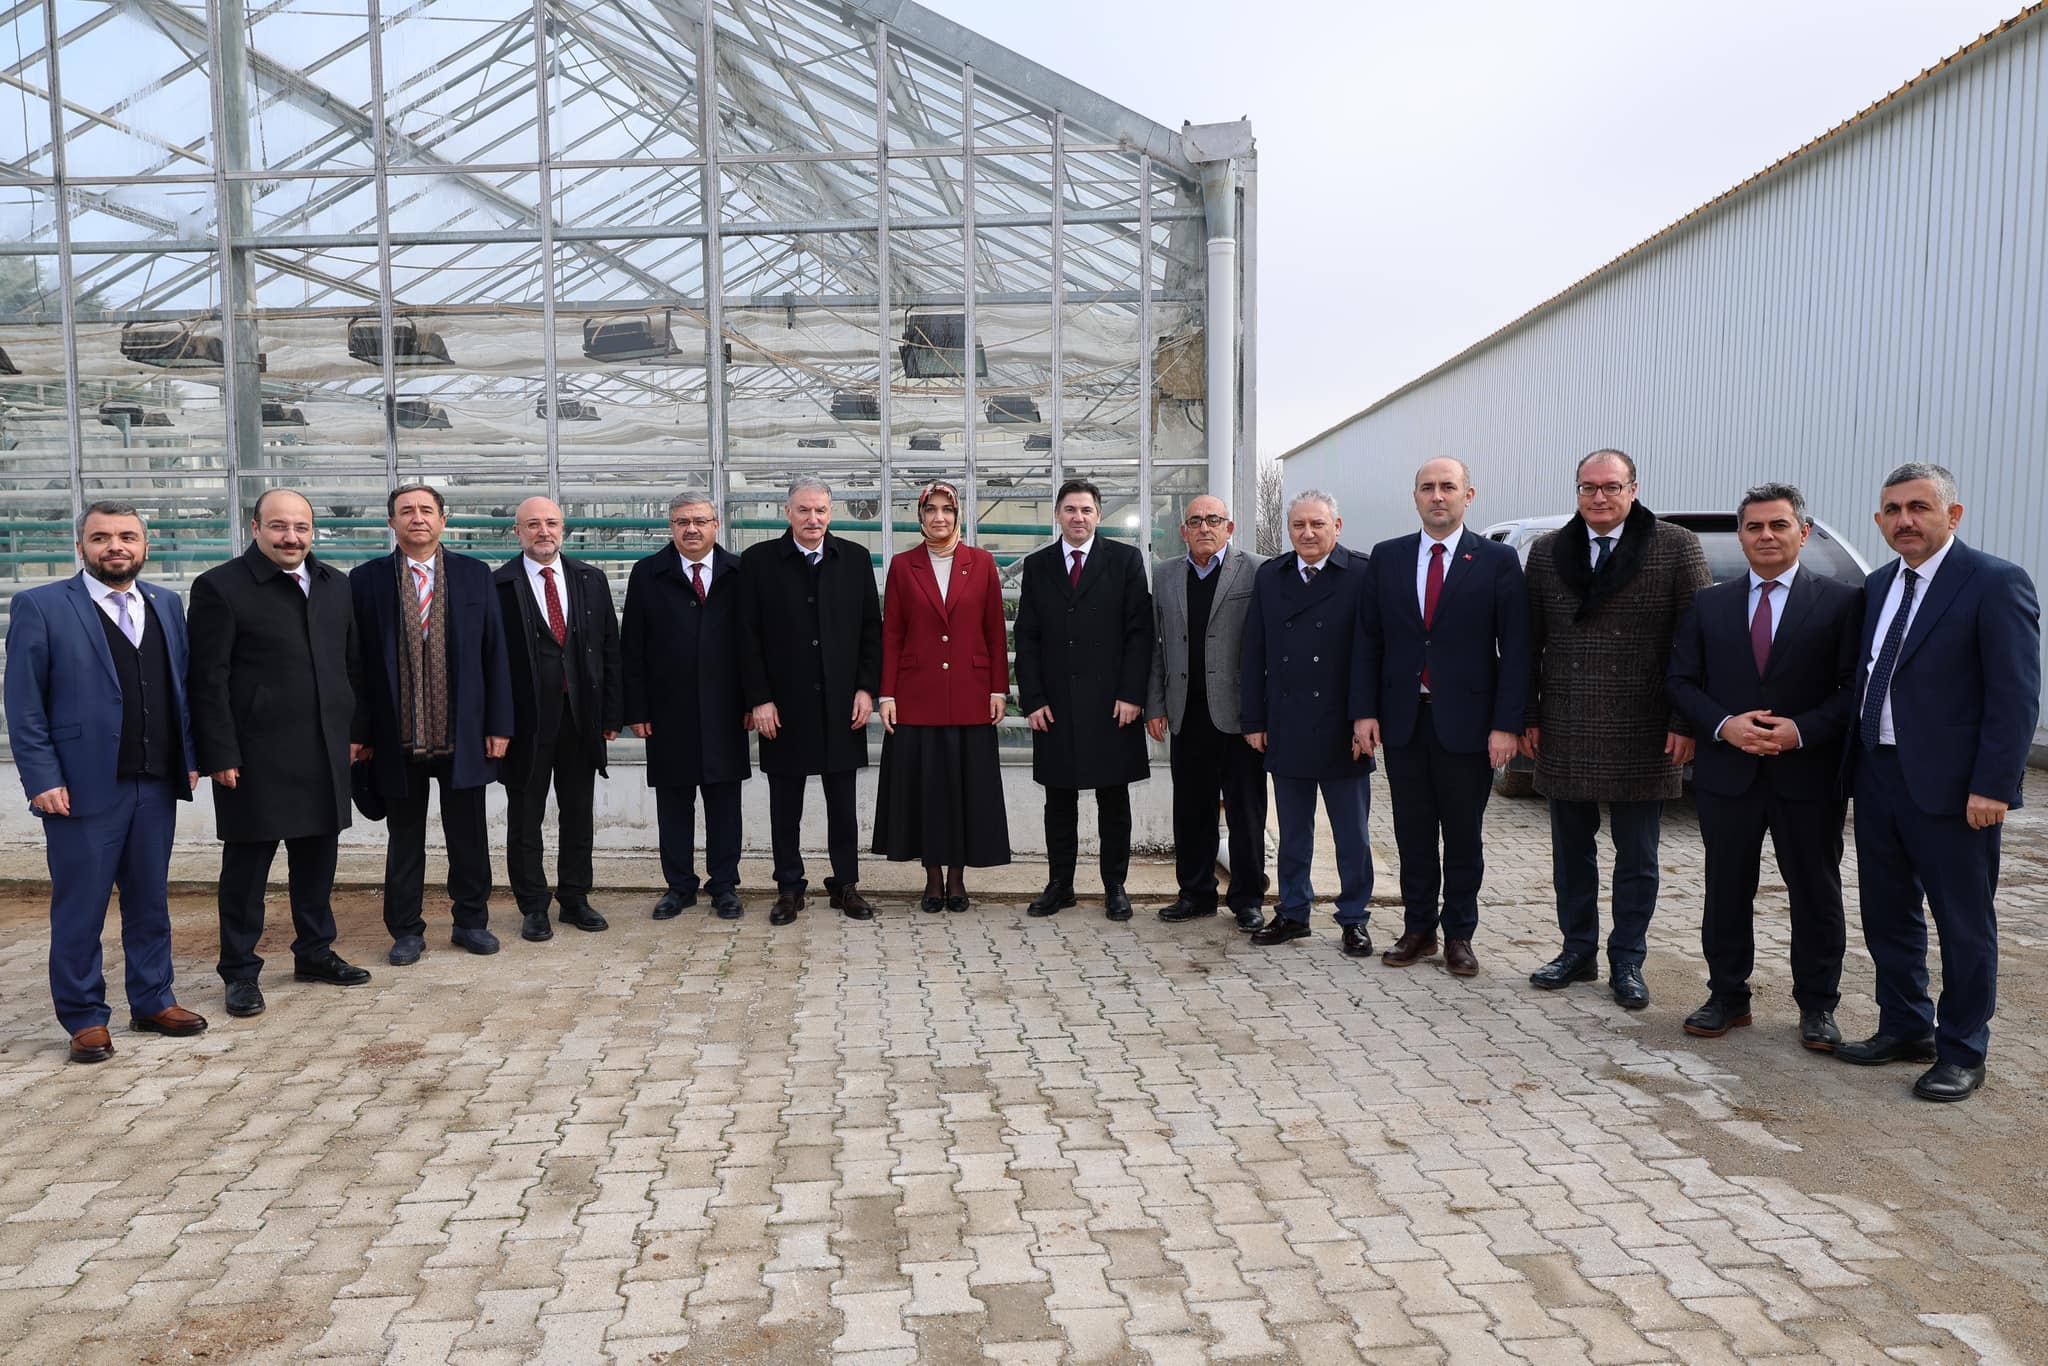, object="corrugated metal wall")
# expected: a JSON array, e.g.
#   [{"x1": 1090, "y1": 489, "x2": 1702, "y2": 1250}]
[{"x1": 1283, "y1": 13, "x2": 2048, "y2": 709}]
